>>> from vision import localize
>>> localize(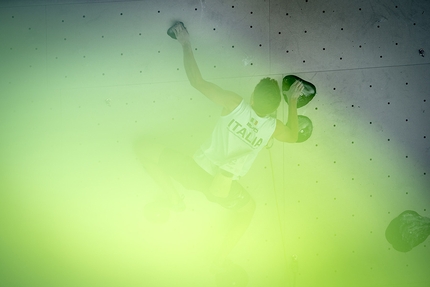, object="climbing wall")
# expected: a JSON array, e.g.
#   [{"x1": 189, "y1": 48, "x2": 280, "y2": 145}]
[{"x1": 0, "y1": 0, "x2": 429, "y2": 287}]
